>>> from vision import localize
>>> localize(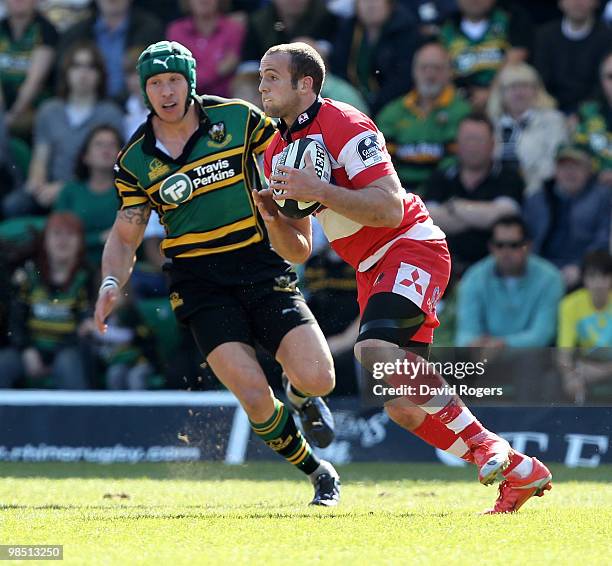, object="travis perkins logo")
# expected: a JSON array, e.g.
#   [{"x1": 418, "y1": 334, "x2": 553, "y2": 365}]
[
  {"x1": 159, "y1": 161, "x2": 236, "y2": 204},
  {"x1": 192, "y1": 160, "x2": 235, "y2": 187},
  {"x1": 357, "y1": 134, "x2": 383, "y2": 167}
]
